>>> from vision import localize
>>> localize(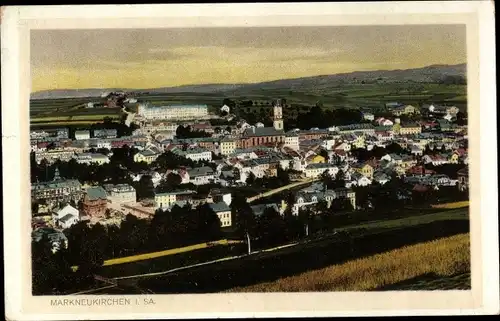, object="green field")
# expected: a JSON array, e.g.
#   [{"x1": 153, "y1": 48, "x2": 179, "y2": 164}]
[
  {"x1": 337, "y1": 208, "x2": 469, "y2": 235},
  {"x1": 29, "y1": 83, "x2": 467, "y2": 126},
  {"x1": 98, "y1": 208, "x2": 468, "y2": 279}
]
